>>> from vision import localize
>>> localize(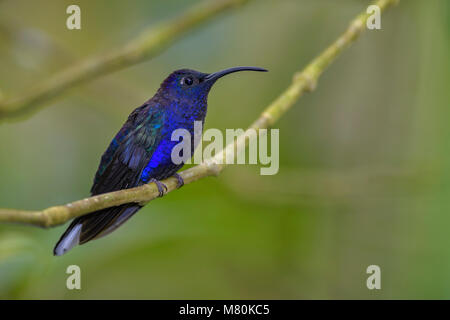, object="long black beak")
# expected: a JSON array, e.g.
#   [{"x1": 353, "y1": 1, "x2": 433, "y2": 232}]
[{"x1": 204, "y1": 66, "x2": 267, "y2": 82}]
